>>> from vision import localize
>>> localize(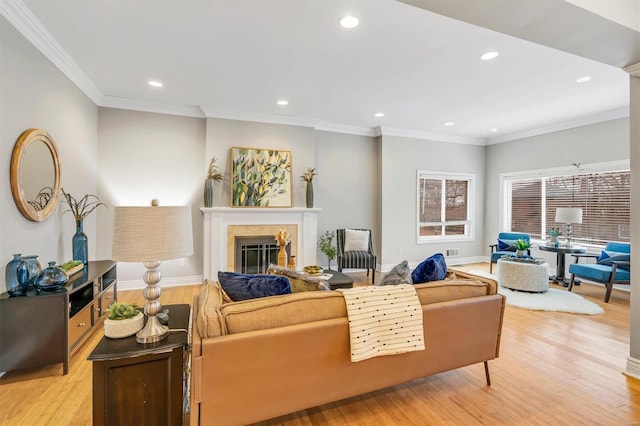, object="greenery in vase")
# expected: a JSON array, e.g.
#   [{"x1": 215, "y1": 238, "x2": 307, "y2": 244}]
[
  {"x1": 514, "y1": 239, "x2": 531, "y2": 251},
  {"x1": 207, "y1": 156, "x2": 224, "y2": 181},
  {"x1": 61, "y1": 188, "x2": 107, "y2": 220},
  {"x1": 59, "y1": 260, "x2": 83, "y2": 271},
  {"x1": 106, "y1": 302, "x2": 141, "y2": 320},
  {"x1": 547, "y1": 227, "x2": 560, "y2": 238},
  {"x1": 301, "y1": 167, "x2": 317, "y2": 182},
  {"x1": 232, "y1": 149, "x2": 291, "y2": 206},
  {"x1": 318, "y1": 230, "x2": 337, "y2": 270}
]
